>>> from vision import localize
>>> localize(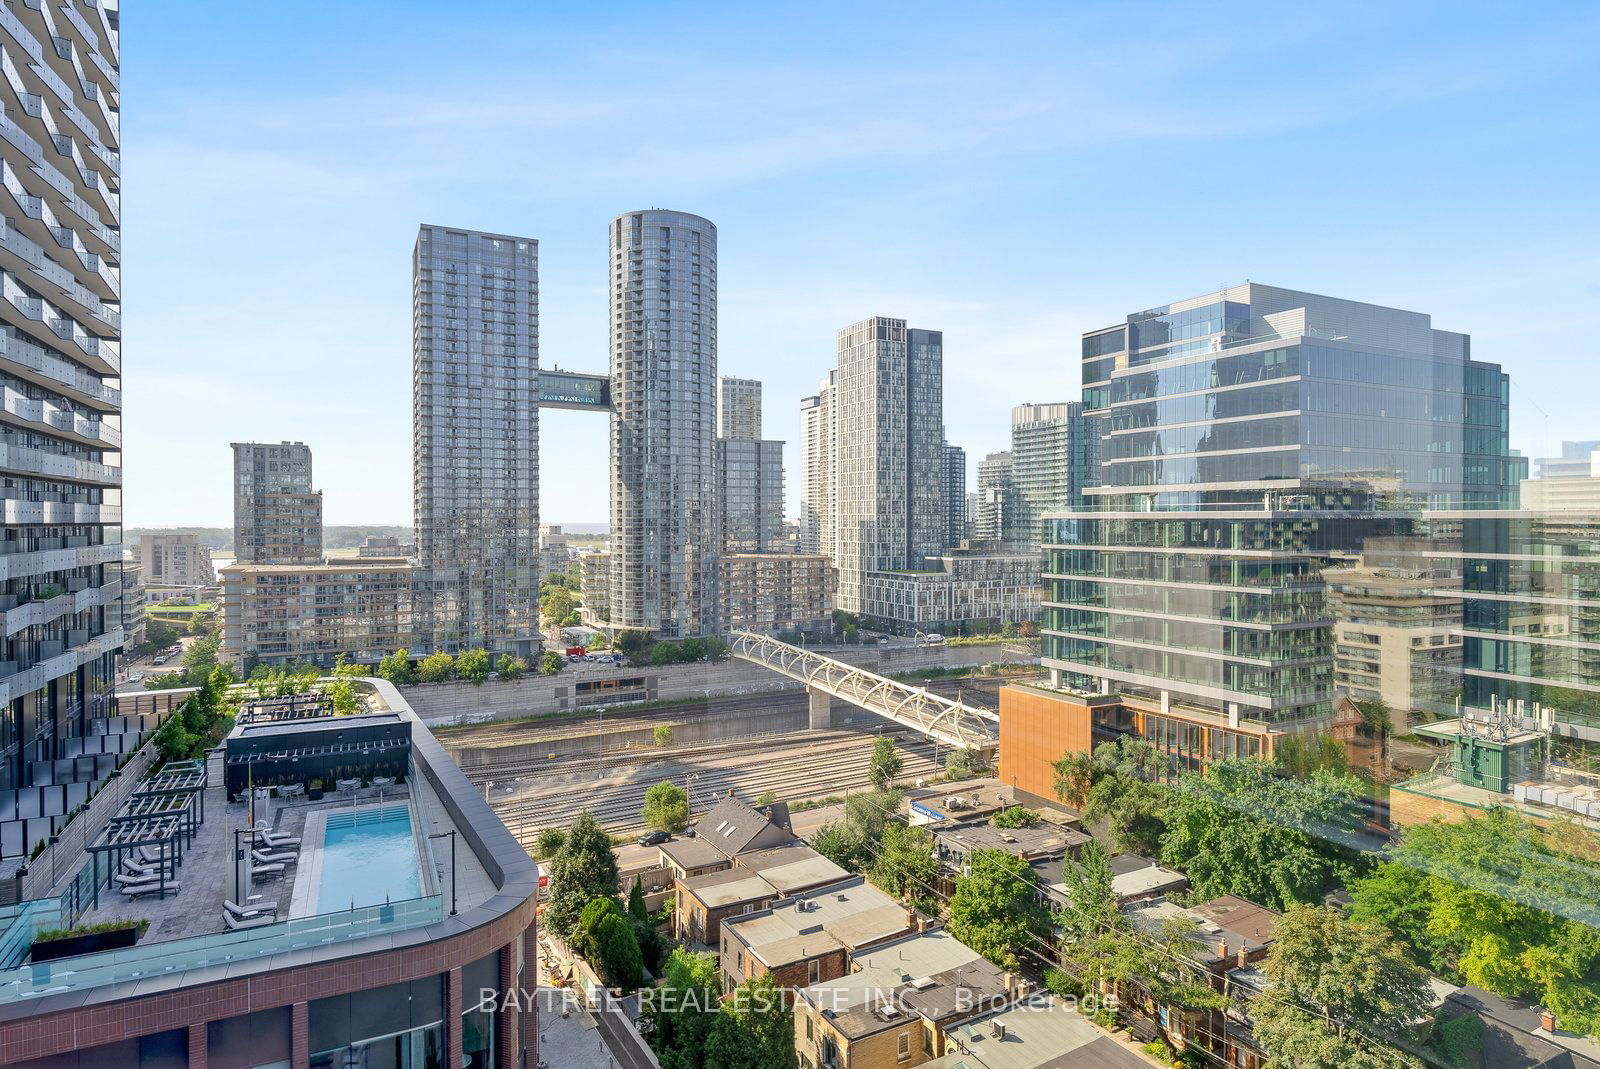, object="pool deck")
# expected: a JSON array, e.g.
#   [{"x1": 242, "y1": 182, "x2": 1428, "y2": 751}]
[{"x1": 76, "y1": 784, "x2": 419, "y2": 940}]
